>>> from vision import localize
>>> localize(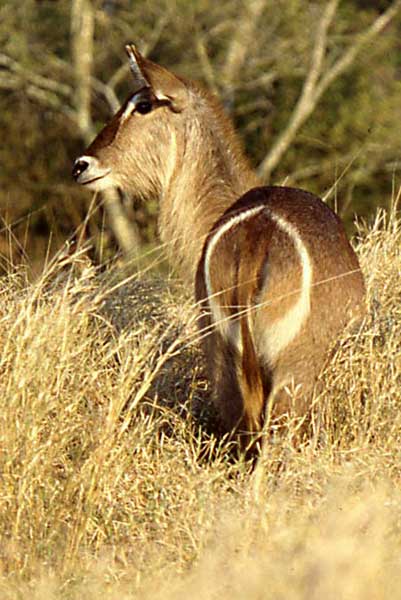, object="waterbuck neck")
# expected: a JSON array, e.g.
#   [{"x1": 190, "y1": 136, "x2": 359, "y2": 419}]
[{"x1": 158, "y1": 88, "x2": 259, "y2": 281}]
